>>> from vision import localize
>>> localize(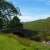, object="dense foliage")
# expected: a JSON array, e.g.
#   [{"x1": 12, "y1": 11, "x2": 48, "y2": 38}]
[{"x1": 0, "y1": 0, "x2": 23, "y2": 30}]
